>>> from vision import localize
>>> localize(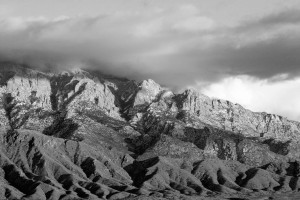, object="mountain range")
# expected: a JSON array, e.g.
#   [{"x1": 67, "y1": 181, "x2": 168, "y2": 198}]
[{"x1": 0, "y1": 62, "x2": 300, "y2": 200}]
